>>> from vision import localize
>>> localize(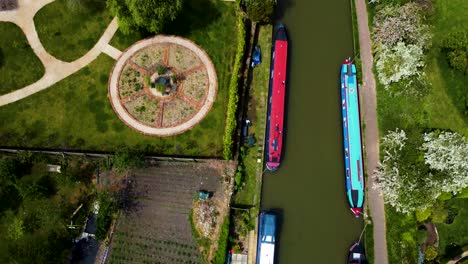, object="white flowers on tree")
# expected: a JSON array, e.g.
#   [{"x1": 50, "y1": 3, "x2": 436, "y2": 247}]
[
  {"x1": 421, "y1": 131, "x2": 468, "y2": 194},
  {"x1": 374, "y1": 129, "x2": 437, "y2": 214},
  {"x1": 374, "y1": 129, "x2": 468, "y2": 214},
  {"x1": 372, "y1": 3, "x2": 431, "y2": 48},
  {"x1": 375, "y1": 42, "x2": 424, "y2": 87},
  {"x1": 372, "y1": 2, "x2": 431, "y2": 88}
]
